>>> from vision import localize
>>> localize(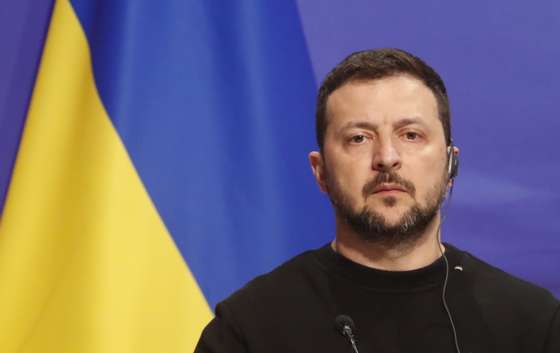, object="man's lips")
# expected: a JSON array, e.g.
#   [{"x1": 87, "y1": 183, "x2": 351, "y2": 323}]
[{"x1": 372, "y1": 184, "x2": 407, "y2": 194}]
